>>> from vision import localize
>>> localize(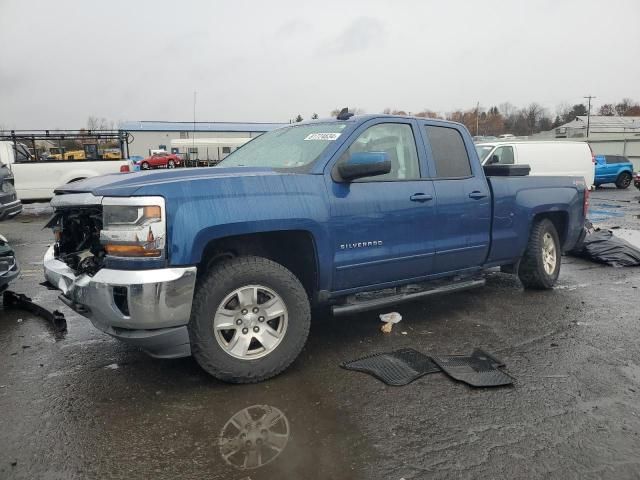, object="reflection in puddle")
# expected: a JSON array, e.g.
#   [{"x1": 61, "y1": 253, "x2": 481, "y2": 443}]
[{"x1": 219, "y1": 405, "x2": 290, "y2": 471}]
